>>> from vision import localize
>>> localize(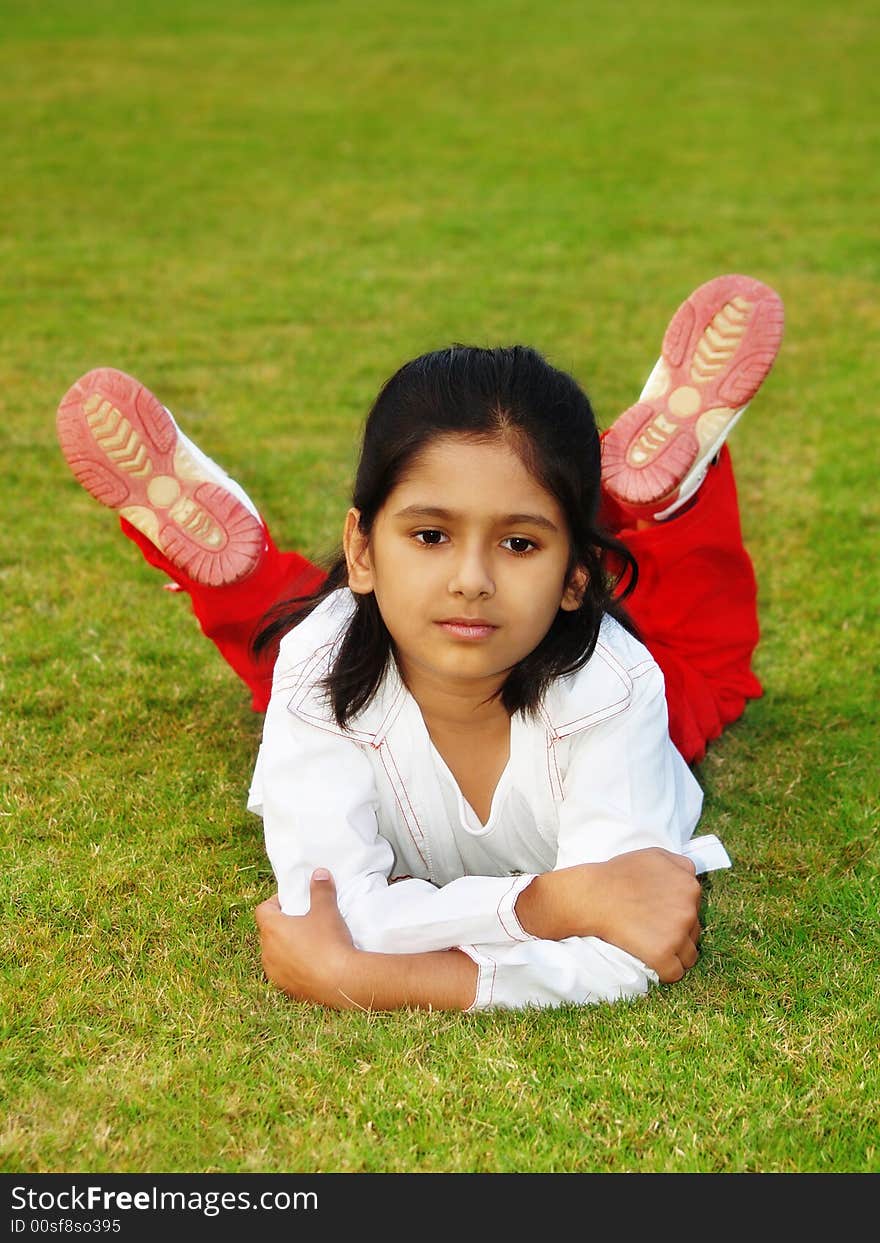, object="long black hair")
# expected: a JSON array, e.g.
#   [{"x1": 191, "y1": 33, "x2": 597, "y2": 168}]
[{"x1": 254, "y1": 345, "x2": 639, "y2": 726}]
